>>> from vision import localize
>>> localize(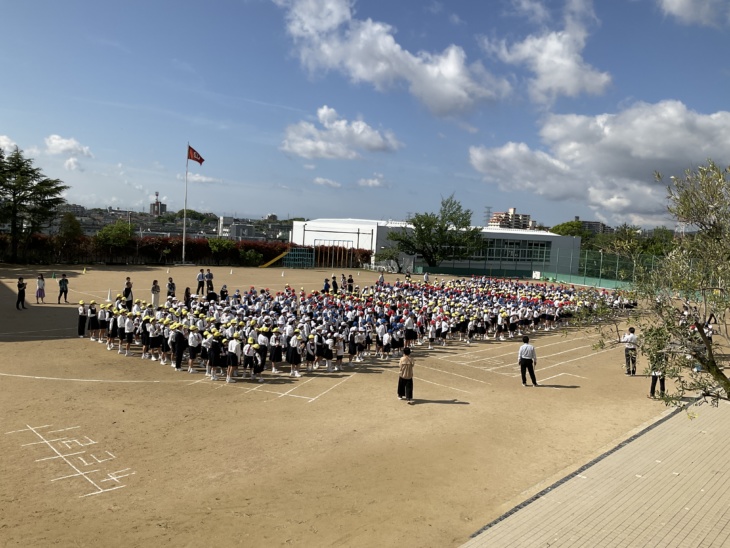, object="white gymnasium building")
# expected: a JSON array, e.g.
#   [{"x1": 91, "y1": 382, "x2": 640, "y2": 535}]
[{"x1": 290, "y1": 219, "x2": 580, "y2": 277}]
